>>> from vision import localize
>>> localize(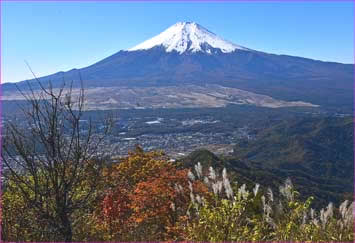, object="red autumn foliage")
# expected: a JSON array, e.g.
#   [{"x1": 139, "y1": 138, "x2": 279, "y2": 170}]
[{"x1": 98, "y1": 148, "x2": 210, "y2": 241}]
